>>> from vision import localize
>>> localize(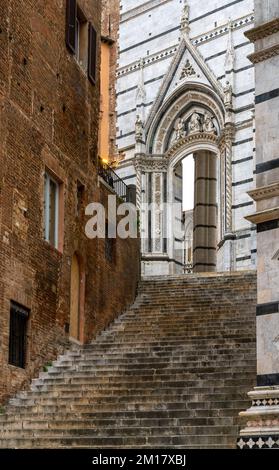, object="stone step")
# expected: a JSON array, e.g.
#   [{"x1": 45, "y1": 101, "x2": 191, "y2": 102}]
[
  {"x1": 42, "y1": 366, "x2": 256, "y2": 377},
  {"x1": 68, "y1": 346, "x2": 256, "y2": 357},
  {"x1": 0, "y1": 423, "x2": 242, "y2": 439},
  {"x1": 45, "y1": 363, "x2": 256, "y2": 377},
  {"x1": 0, "y1": 415, "x2": 242, "y2": 431},
  {"x1": 31, "y1": 373, "x2": 255, "y2": 388},
  {"x1": 0, "y1": 272, "x2": 257, "y2": 449},
  {"x1": 79, "y1": 341, "x2": 255, "y2": 351},
  {"x1": 54, "y1": 355, "x2": 256, "y2": 368},
  {"x1": 5, "y1": 399, "x2": 250, "y2": 415},
  {"x1": 29, "y1": 383, "x2": 254, "y2": 398},
  {"x1": 11, "y1": 388, "x2": 253, "y2": 407},
  {"x1": 0, "y1": 407, "x2": 248, "y2": 424},
  {"x1": 17, "y1": 381, "x2": 254, "y2": 398},
  {"x1": 0, "y1": 433, "x2": 241, "y2": 448}
]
